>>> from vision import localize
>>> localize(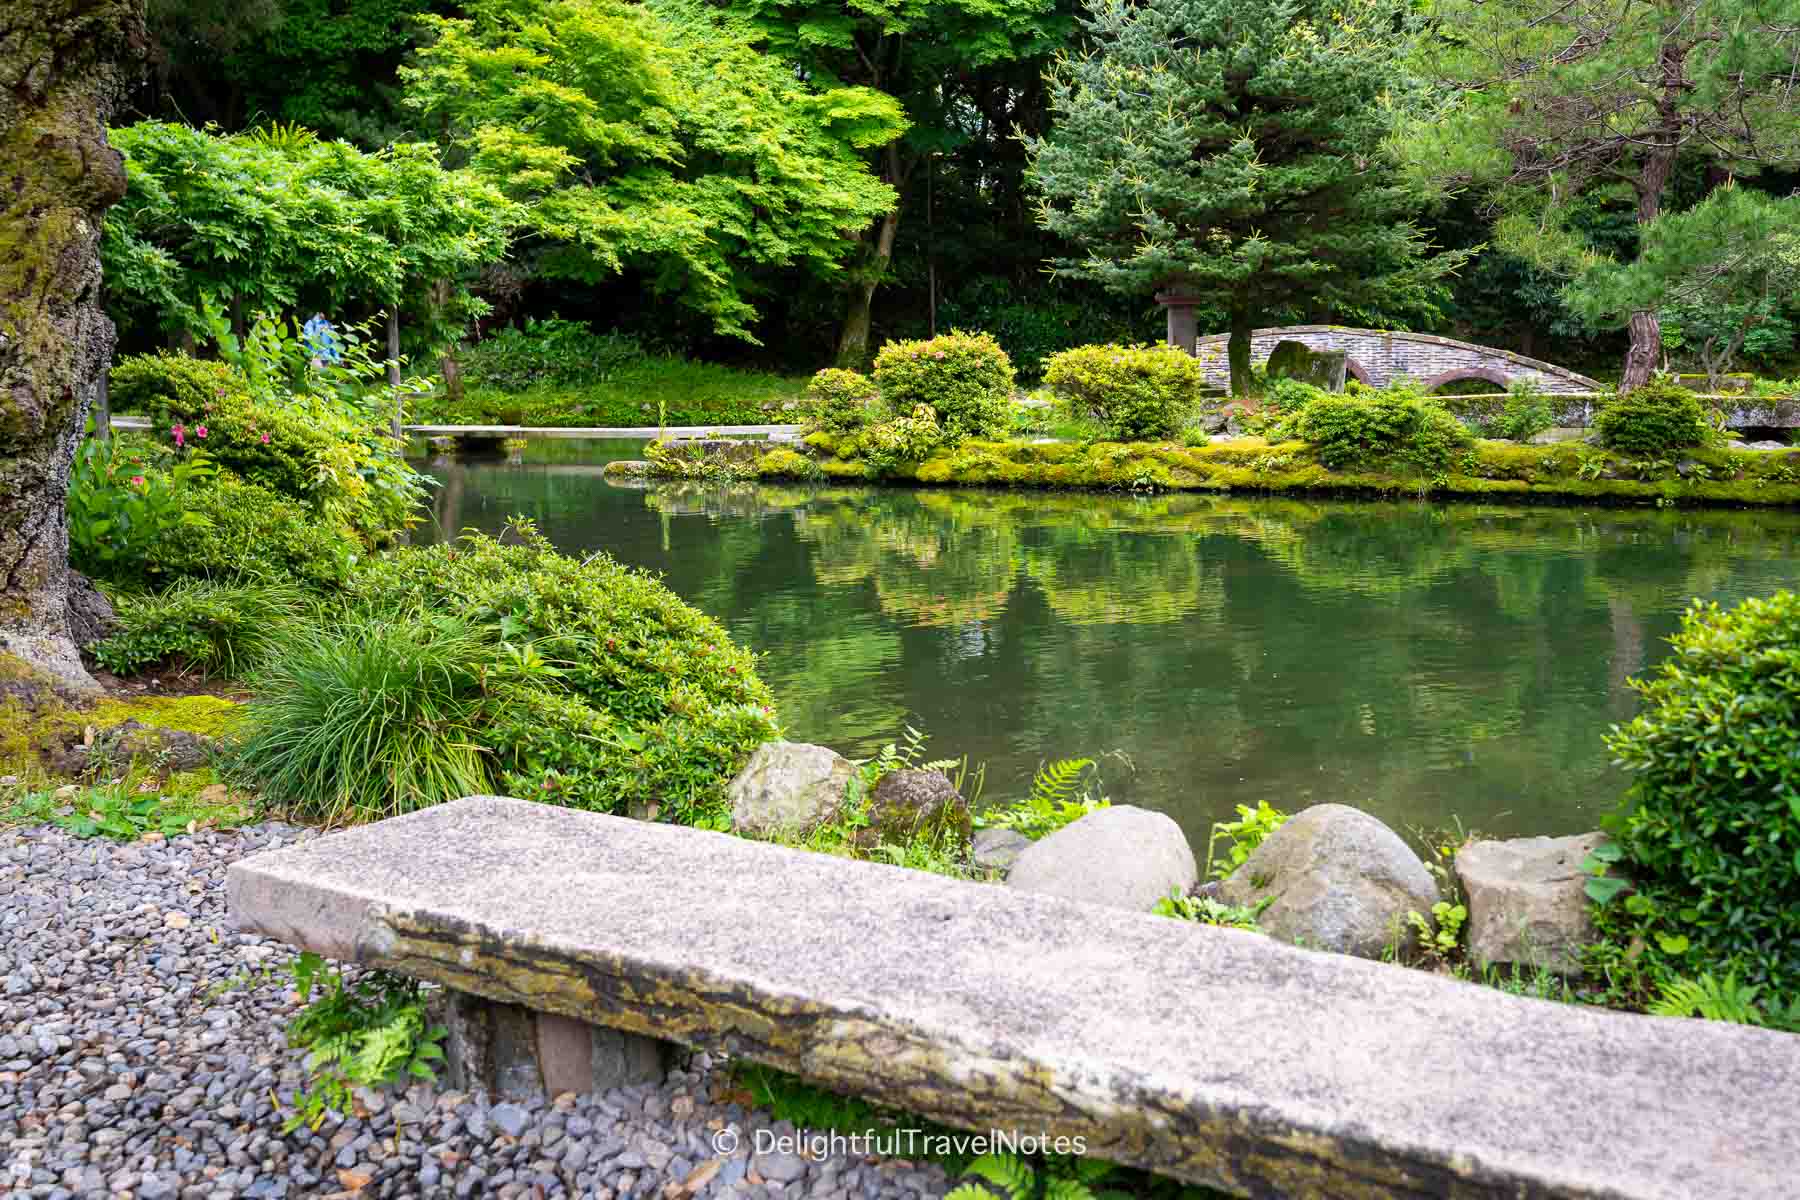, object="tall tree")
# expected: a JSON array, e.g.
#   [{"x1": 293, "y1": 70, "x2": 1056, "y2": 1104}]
[
  {"x1": 1563, "y1": 185, "x2": 1800, "y2": 390},
  {"x1": 722, "y1": 0, "x2": 1063, "y2": 365},
  {"x1": 1407, "y1": 0, "x2": 1800, "y2": 390},
  {"x1": 1025, "y1": 0, "x2": 1462, "y2": 395},
  {"x1": 1, "y1": 0, "x2": 146, "y2": 697},
  {"x1": 403, "y1": 0, "x2": 905, "y2": 341}
]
